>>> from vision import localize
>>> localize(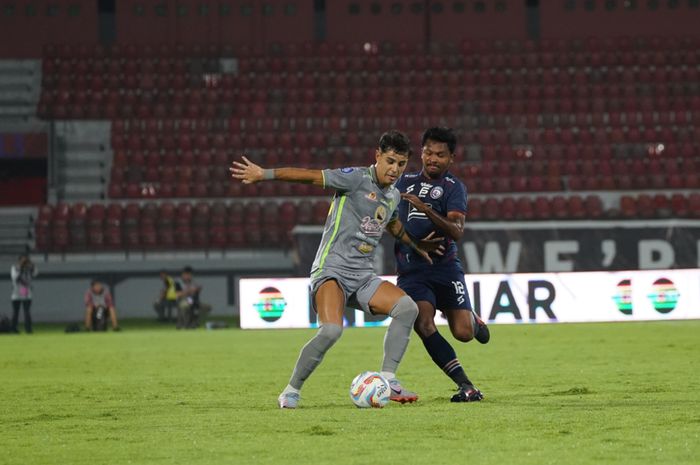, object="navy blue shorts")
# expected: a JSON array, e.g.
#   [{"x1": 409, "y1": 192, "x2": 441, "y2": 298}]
[{"x1": 397, "y1": 267, "x2": 472, "y2": 311}]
